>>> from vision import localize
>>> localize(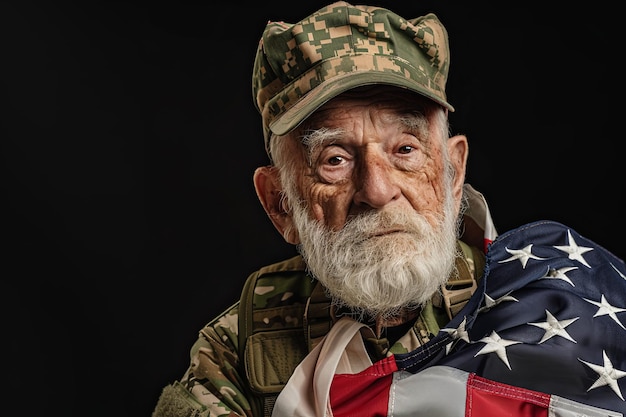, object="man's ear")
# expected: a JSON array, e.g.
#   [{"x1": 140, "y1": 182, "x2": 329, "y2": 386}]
[
  {"x1": 253, "y1": 166, "x2": 300, "y2": 244},
  {"x1": 447, "y1": 134, "x2": 469, "y2": 209}
]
